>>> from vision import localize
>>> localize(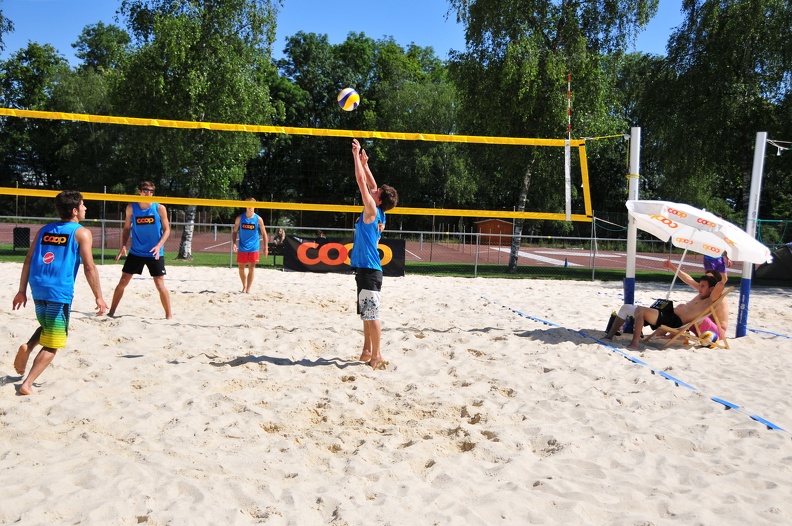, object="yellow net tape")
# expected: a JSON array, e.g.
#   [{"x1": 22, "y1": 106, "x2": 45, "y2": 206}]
[
  {"x1": 0, "y1": 187, "x2": 592, "y2": 222},
  {"x1": 0, "y1": 108, "x2": 594, "y2": 221},
  {"x1": 0, "y1": 107, "x2": 585, "y2": 147},
  {"x1": 583, "y1": 134, "x2": 627, "y2": 141}
]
